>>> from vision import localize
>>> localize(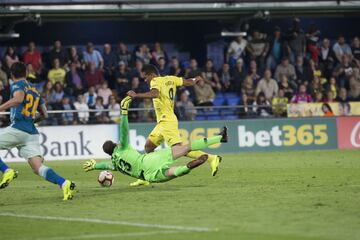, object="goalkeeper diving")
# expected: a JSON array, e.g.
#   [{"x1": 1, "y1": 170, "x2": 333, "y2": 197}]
[{"x1": 83, "y1": 97, "x2": 228, "y2": 183}]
